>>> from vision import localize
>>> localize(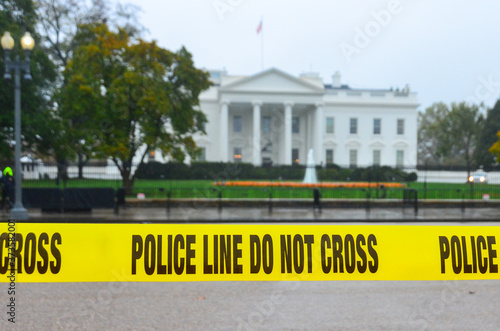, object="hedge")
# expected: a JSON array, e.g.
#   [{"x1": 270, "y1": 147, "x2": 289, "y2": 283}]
[{"x1": 135, "y1": 162, "x2": 417, "y2": 182}]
